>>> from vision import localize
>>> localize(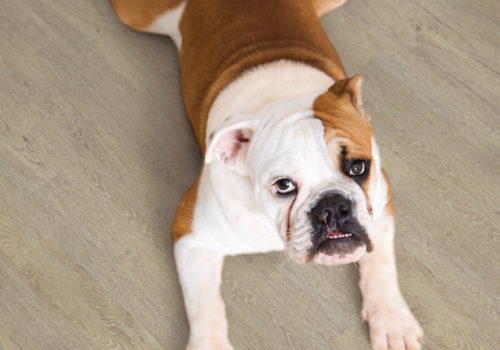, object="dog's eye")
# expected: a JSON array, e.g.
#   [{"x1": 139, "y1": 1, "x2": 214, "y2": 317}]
[
  {"x1": 342, "y1": 159, "x2": 371, "y2": 185},
  {"x1": 348, "y1": 160, "x2": 365, "y2": 176},
  {"x1": 274, "y1": 178, "x2": 297, "y2": 195}
]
